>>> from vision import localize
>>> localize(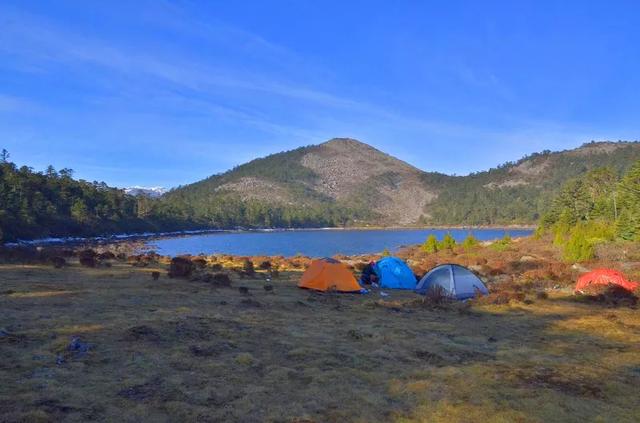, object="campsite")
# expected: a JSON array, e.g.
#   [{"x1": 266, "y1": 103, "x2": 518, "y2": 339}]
[
  {"x1": 1, "y1": 235, "x2": 639, "y2": 422},
  {"x1": 2, "y1": 2, "x2": 640, "y2": 422}
]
